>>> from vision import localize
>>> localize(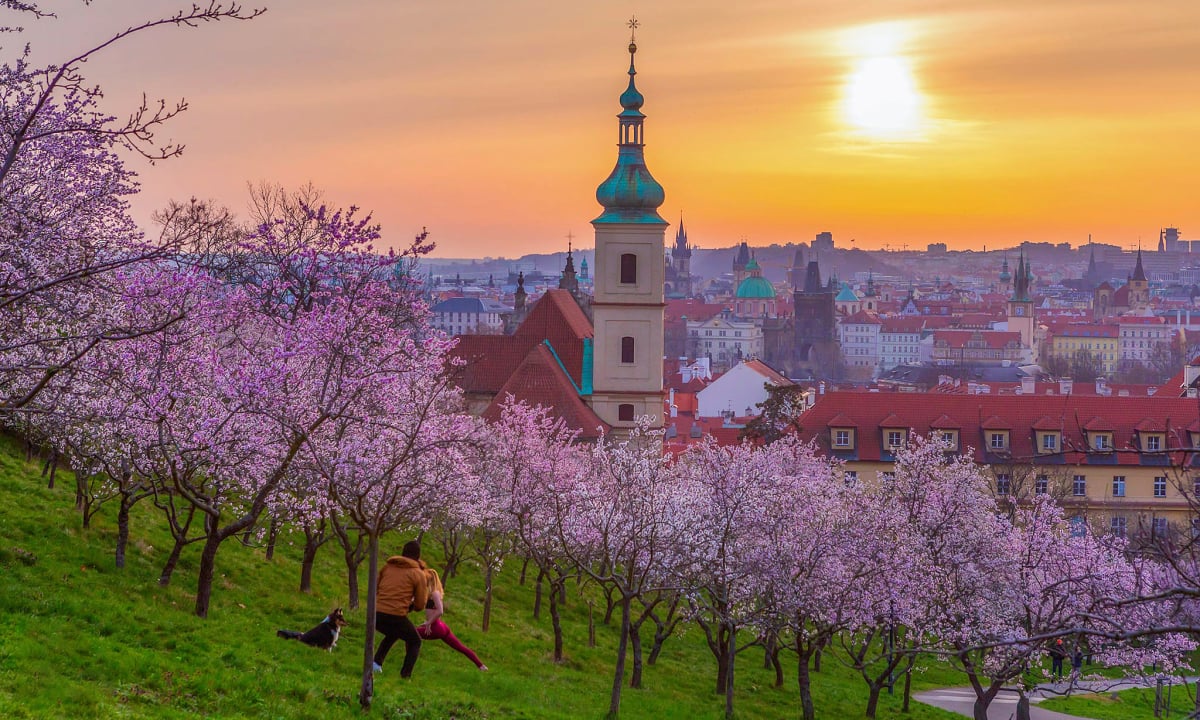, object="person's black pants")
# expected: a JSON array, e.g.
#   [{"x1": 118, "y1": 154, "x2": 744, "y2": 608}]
[
  {"x1": 1051, "y1": 656, "x2": 1064, "y2": 678},
  {"x1": 375, "y1": 611, "x2": 421, "y2": 677}
]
